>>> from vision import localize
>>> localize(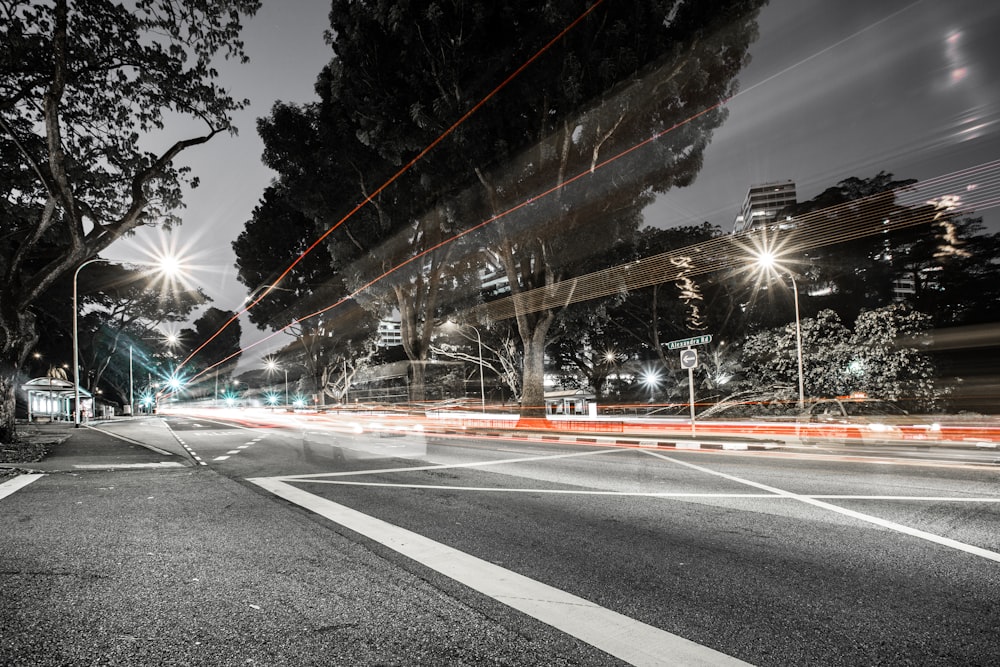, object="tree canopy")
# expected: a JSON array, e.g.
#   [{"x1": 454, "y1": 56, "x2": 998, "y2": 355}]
[
  {"x1": 0, "y1": 0, "x2": 259, "y2": 442},
  {"x1": 247, "y1": 0, "x2": 767, "y2": 411}
]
